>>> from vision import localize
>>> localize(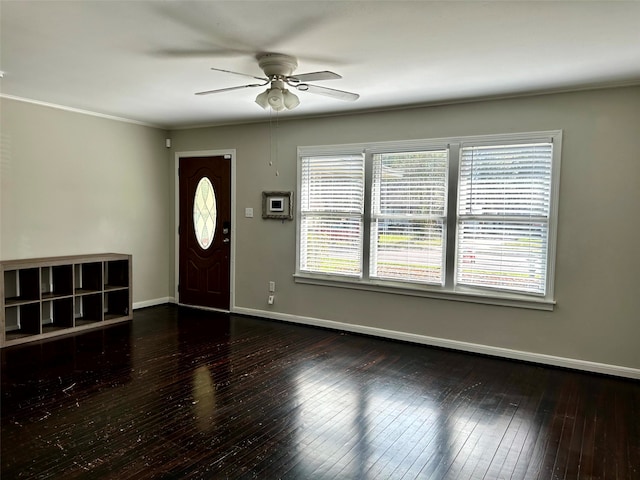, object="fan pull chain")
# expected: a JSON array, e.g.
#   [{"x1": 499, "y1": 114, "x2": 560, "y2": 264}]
[
  {"x1": 268, "y1": 109, "x2": 273, "y2": 167},
  {"x1": 275, "y1": 111, "x2": 279, "y2": 176},
  {"x1": 266, "y1": 109, "x2": 280, "y2": 176}
]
